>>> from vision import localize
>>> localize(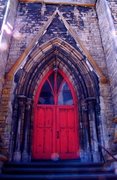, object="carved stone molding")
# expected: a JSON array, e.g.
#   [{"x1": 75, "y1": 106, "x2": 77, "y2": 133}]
[{"x1": 18, "y1": 0, "x2": 95, "y2": 7}]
